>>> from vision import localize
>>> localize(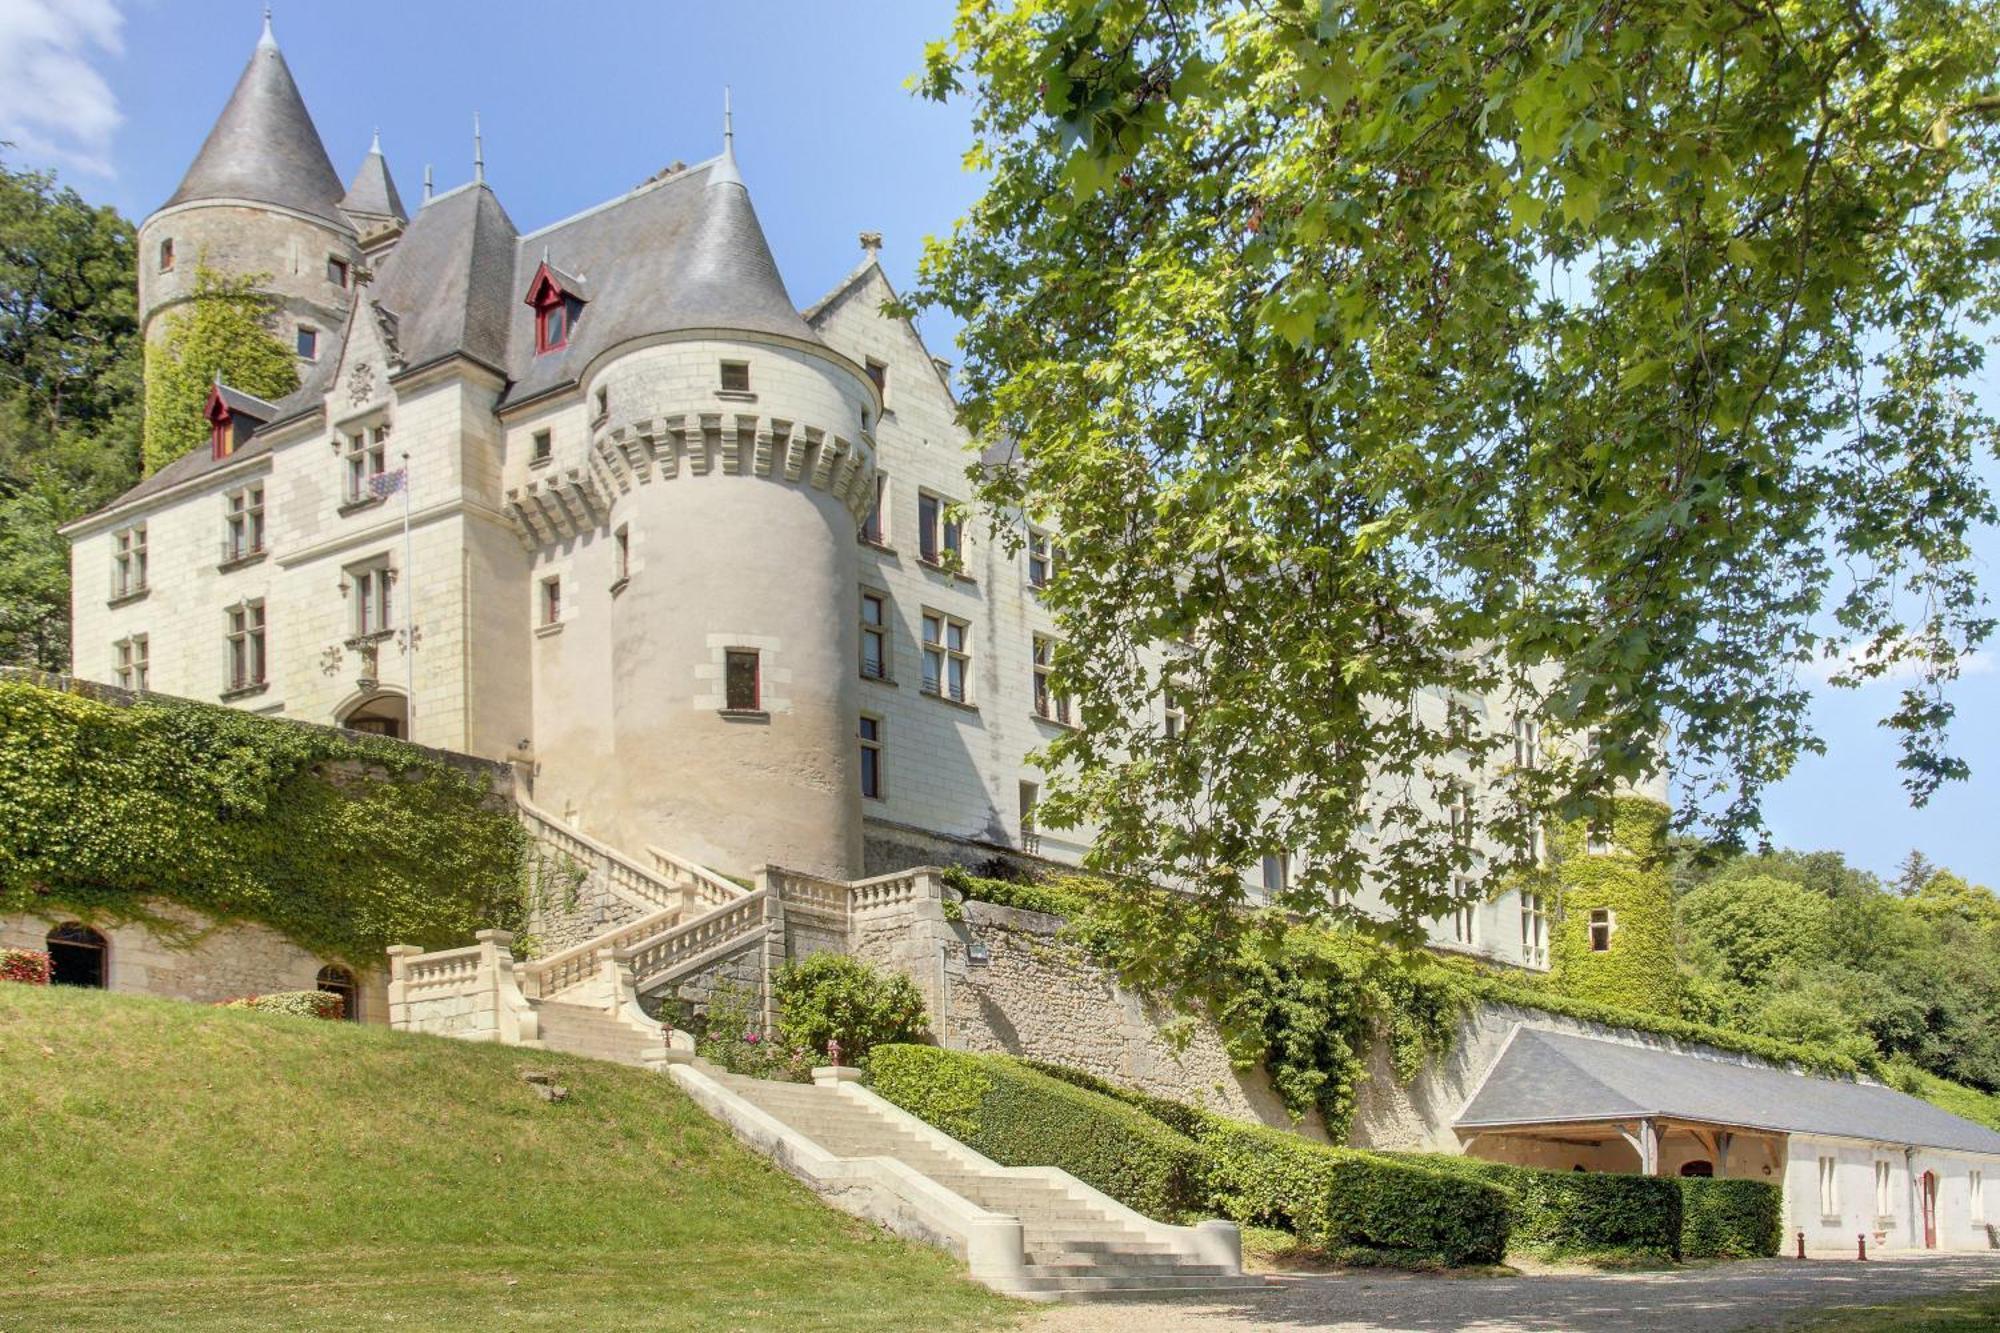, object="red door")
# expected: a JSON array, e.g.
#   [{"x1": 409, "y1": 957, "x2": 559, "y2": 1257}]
[{"x1": 1922, "y1": 1171, "x2": 1938, "y2": 1248}]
